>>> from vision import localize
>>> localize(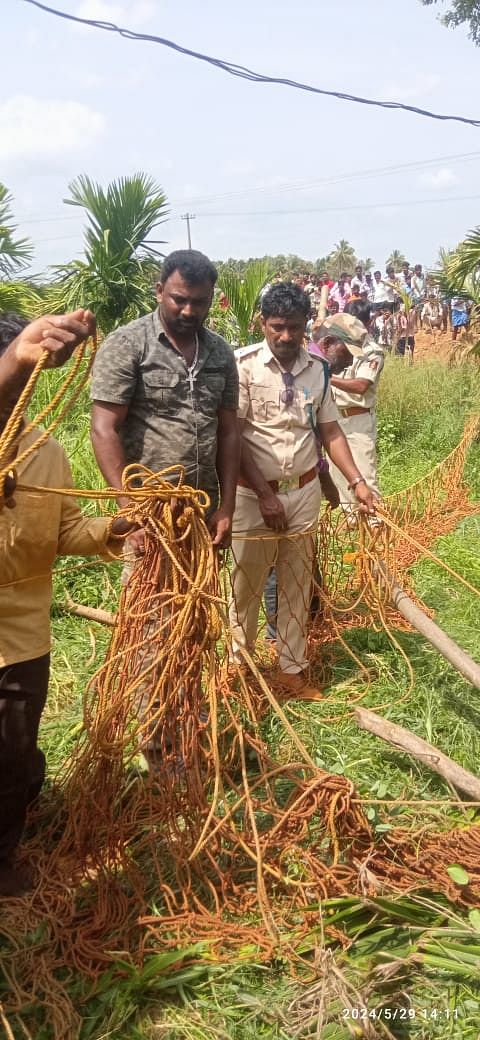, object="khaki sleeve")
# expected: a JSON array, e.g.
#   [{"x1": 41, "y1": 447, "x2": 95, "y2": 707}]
[
  {"x1": 356, "y1": 354, "x2": 384, "y2": 385},
  {"x1": 236, "y1": 361, "x2": 250, "y2": 420},
  {"x1": 317, "y1": 386, "x2": 341, "y2": 425},
  {"x1": 57, "y1": 452, "x2": 122, "y2": 559}
]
